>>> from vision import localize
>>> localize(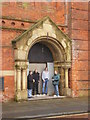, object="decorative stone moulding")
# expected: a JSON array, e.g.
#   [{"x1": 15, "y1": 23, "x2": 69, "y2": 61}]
[{"x1": 12, "y1": 16, "x2": 72, "y2": 101}]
